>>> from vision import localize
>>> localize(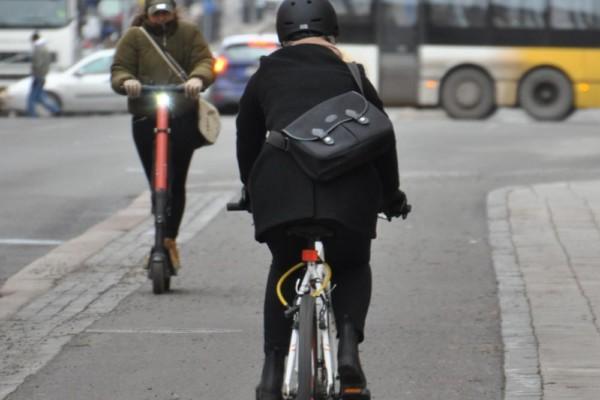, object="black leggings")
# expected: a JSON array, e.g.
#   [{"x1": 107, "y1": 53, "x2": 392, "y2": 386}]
[
  {"x1": 132, "y1": 111, "x2": 204, "y2": 239},
  {"x1": 263, "y1": 226, "x2": 372, "y2": 354}
]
